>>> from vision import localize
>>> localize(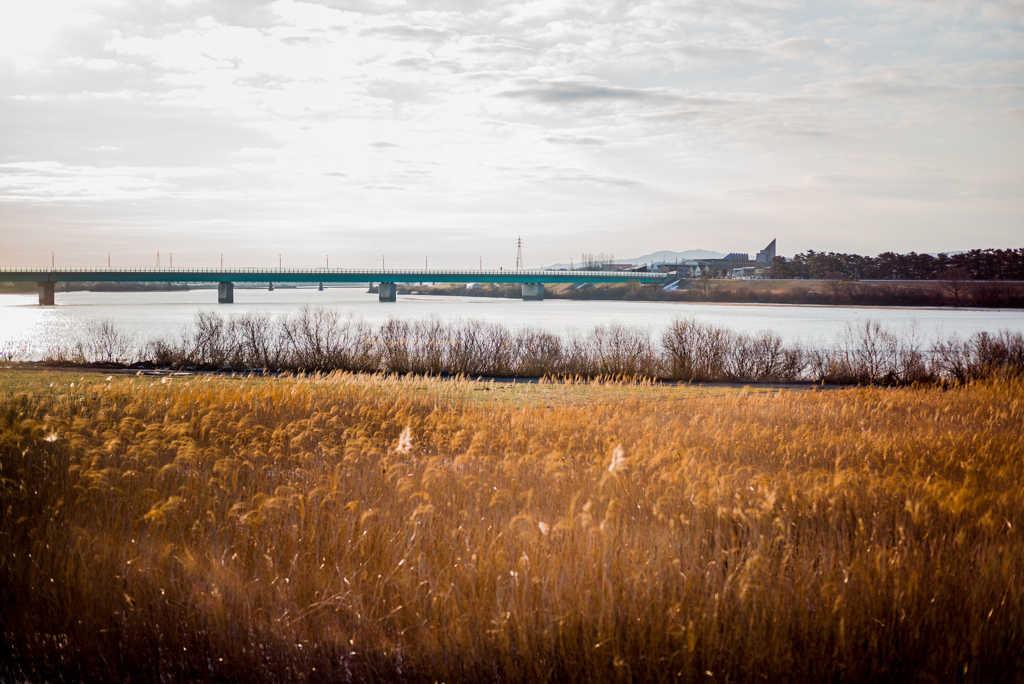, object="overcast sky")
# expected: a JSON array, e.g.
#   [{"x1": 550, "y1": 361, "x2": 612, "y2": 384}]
[{"x1": 1, "y1": 0, "x2": 1022, "y2": 270}]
